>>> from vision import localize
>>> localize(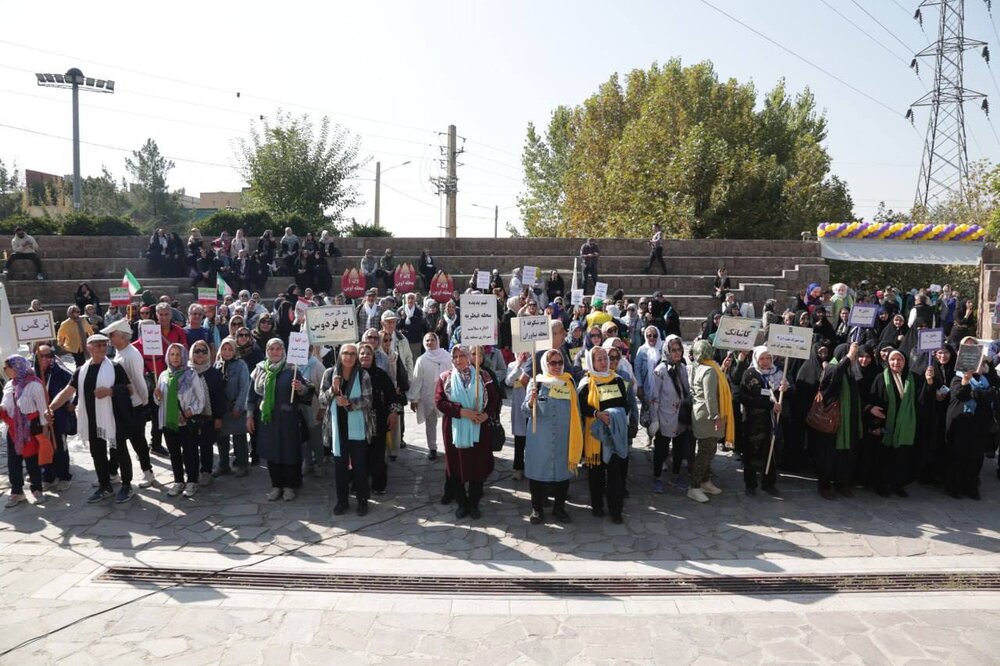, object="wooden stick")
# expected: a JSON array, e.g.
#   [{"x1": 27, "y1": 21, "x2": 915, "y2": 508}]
[
  {"x1": 764, "y1": 357, "x2": 785, "y2": 476},
  {"x1": 474, "y1": 354, "x2": 481, "y2": 412},
  {"x1": 531, "y1": 353, "x2": 537, "y2": 433},
  {"x1": 290, "y1": 364, "x2": 298, "y2": 401}
]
